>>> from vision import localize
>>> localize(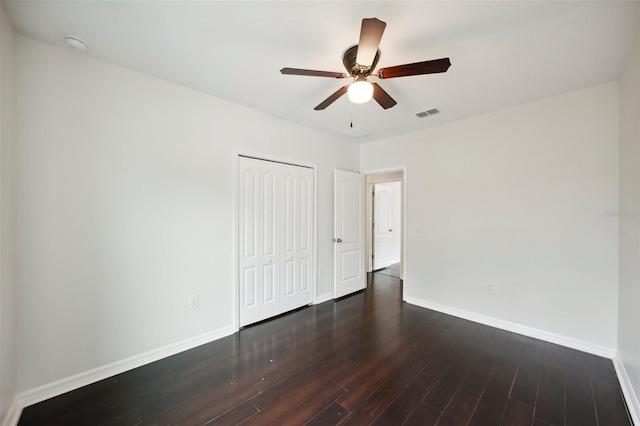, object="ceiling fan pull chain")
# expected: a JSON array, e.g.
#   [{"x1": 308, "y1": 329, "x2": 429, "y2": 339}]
[{"x1": 350, "y1": 101, "x2": 353, "y2": 128}]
